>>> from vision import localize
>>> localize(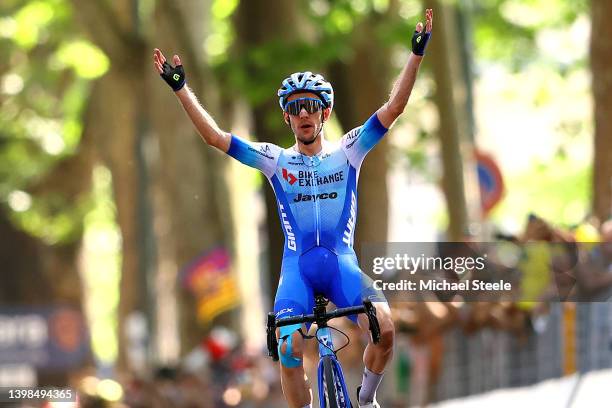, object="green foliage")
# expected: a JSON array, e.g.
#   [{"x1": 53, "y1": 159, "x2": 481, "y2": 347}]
[
  {"x1": 215, "y1": 0, "x2": 411, "y2": 111},
  {"x1": 0, "y1": 0, "x2": 107, "y2": 244},
  {"x1": 212, "y1": 0, "x2": 239, "y2": 19},
  {"x1": 10, "y1": 192, "x2": 92, "y2": 244},
  {"x1": 219, "y1": 39, "x2": 347, "y2": 108},
  {"x1": 82, "y1": 166, "x2": 121, "y2": 363},
  {"x1": 54, "y1": 40, "x2": 109, "y2": 79},
  {"x1": 206, "y1": 0, "x2": 239, "y2": 64},
  {"x1": 12, "y1": 1, "x2": 55, "y2": 49},
  {"x1": 472, "y1": 0, "x2": 588, "y2": 69},
  {"x1": 492, "y1": 158, "x2": 590, "y2": 228}
]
